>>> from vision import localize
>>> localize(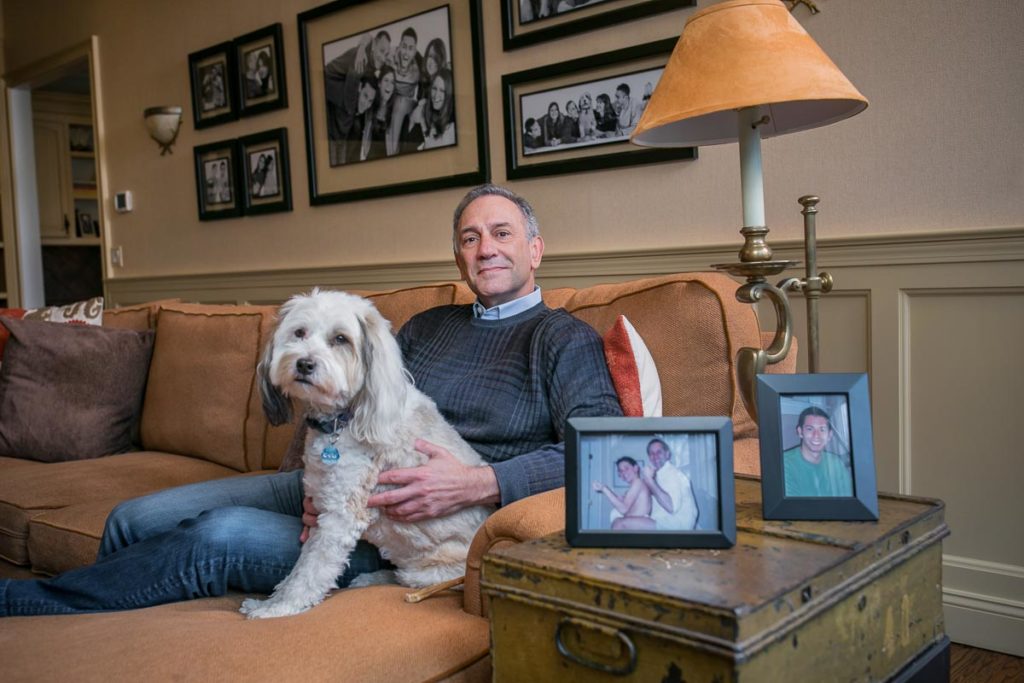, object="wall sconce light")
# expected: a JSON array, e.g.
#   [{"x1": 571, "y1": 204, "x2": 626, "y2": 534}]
[
  {"x1": 632, "y1": 0, "x2": 867, "y2": 420},
  {"x1": 143, "y1": 106, "x2": 183, "y2": 155}
]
